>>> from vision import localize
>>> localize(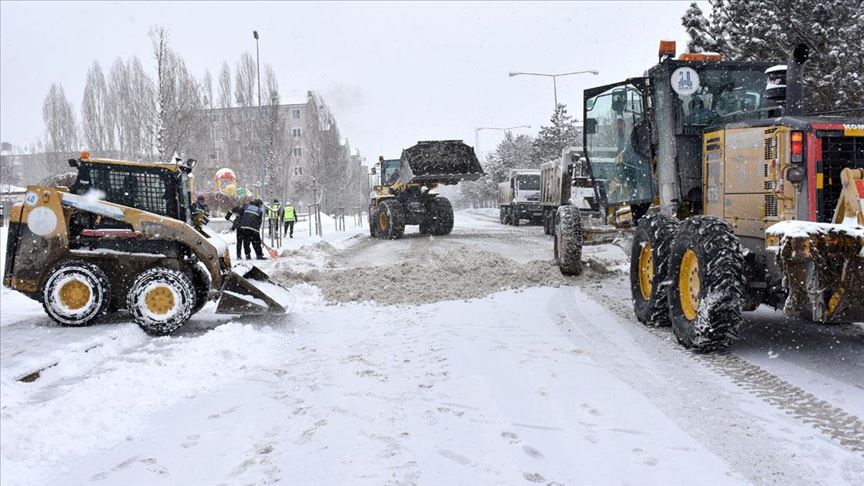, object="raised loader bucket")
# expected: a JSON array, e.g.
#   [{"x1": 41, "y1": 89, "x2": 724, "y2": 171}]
[
  {"x1": 215, "y1": 263, "x2": 294, "y2": 315},
  {"x1": 401, "y1": 140, "x2": 484, "y2": 185}
]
